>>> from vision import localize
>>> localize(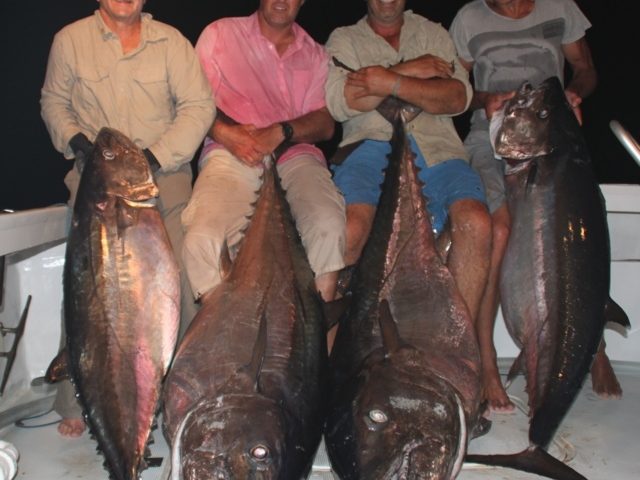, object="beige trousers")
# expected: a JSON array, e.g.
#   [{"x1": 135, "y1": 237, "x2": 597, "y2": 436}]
[{"x1": 181, "y1": 149, "x2": 346, "y2": 300}]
